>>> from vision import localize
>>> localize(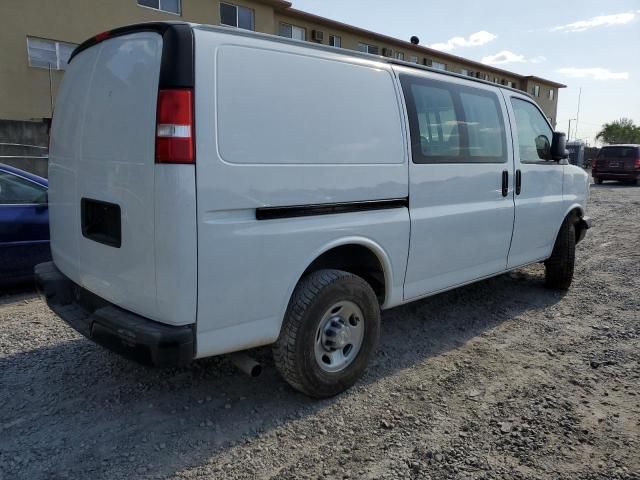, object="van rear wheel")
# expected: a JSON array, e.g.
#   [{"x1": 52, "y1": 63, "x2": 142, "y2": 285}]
[
  {"x1": 544, "y1": 217, "x2": 576, "y2": 290},
  {"x1": 273, "y1": 269, "x2": 380, "y2": 398}
]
